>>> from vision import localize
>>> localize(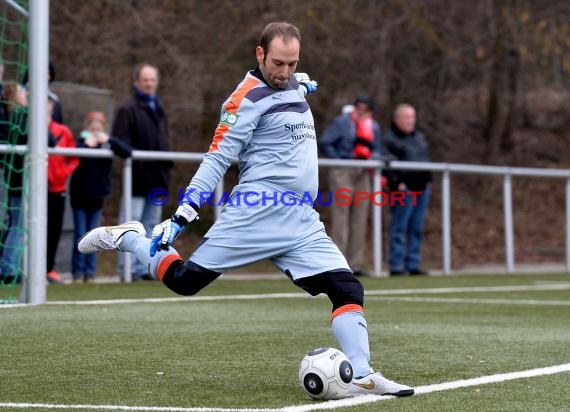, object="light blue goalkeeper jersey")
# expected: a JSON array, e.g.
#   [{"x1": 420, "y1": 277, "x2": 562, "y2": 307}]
[{"x1": 184, "y1": 70, "x2": 318, "y2": 206}]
